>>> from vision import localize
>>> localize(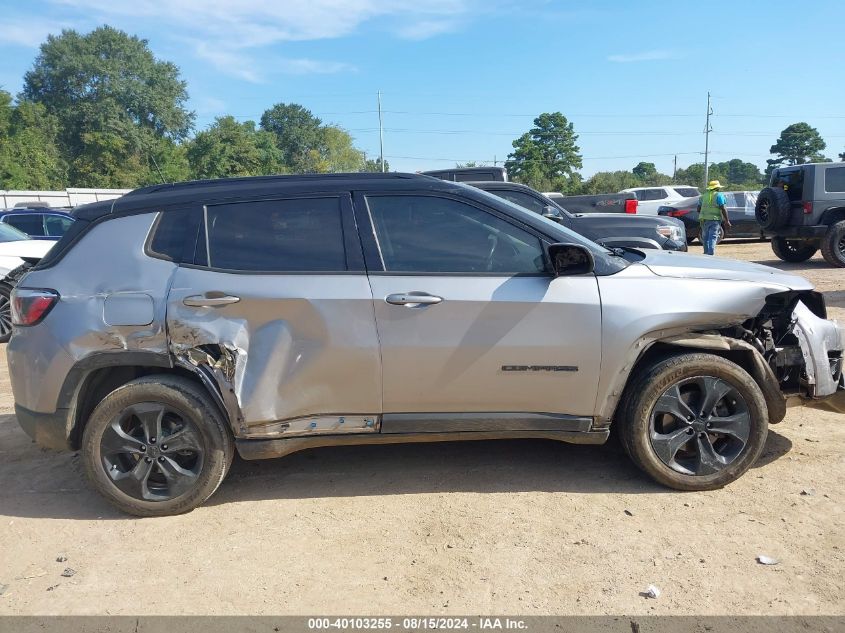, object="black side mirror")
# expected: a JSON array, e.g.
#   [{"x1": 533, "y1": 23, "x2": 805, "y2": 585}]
[
  {"x1": 548, "y1": 243, "x2": 595, "y2": 276},
  {"x1": 542, "y1": 205, "x2": 563, "y2": 223}
]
